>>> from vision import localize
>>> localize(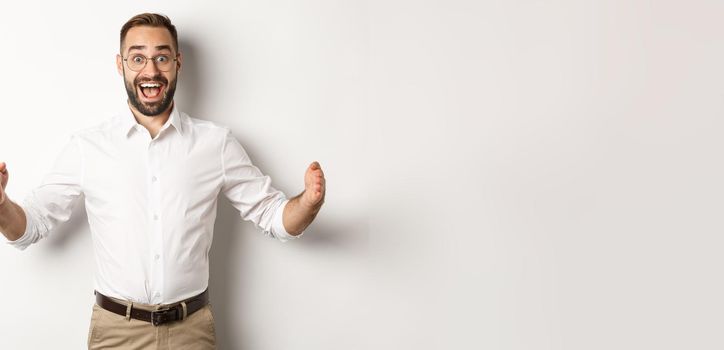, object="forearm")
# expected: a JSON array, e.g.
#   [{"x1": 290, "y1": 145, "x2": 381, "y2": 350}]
[
  {"x1": 282, "y1": 191, "x2": 323, "y2": 235},
  {"x1": 0, "y1": 196, "x2": 27, "y2": 241}
]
